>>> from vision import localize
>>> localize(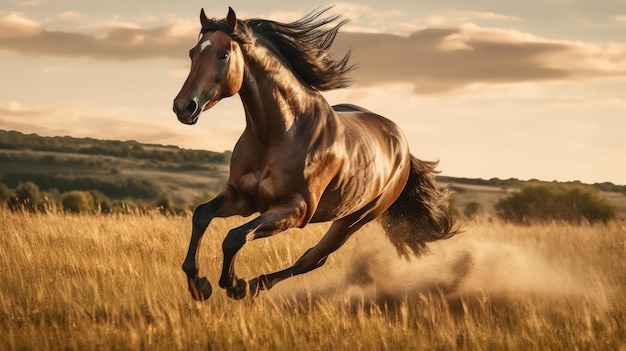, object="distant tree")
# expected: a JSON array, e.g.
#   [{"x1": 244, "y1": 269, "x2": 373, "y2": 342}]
[
  {"x1": 495, "y1": 183, "x2": 617, "y2": 224},
  {"x1": 155, "y1": 194, "x2": 175, "y2": 215},
  {"x1": 7, "y1": 181, "x2": 44, "y2": 212},
  {"x1": 89, "y1": 190, "x2": 112, "y2": 213},
  {"x1": 0, "y1": 183, "x2": 12, "y2": 207},
  {"x1": 592, "y1": 181, "x2": 626, "y2": 195},
  {"x1": 62, "y1": 191, "x2": 95, "y2": 213},
  {"x1": 446, "y1": 195, "x2": 462, "y2": 221},
  {"x1": 463, "y1": 201, "x2": 482, "y2": 220}
]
